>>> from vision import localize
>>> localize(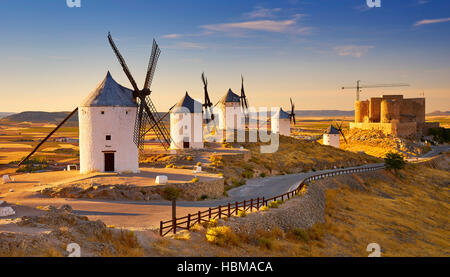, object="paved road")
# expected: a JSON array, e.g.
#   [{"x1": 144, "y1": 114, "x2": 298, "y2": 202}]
[{"x1": 406, "y1": 144, "x2": 449, "y2": 162}]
